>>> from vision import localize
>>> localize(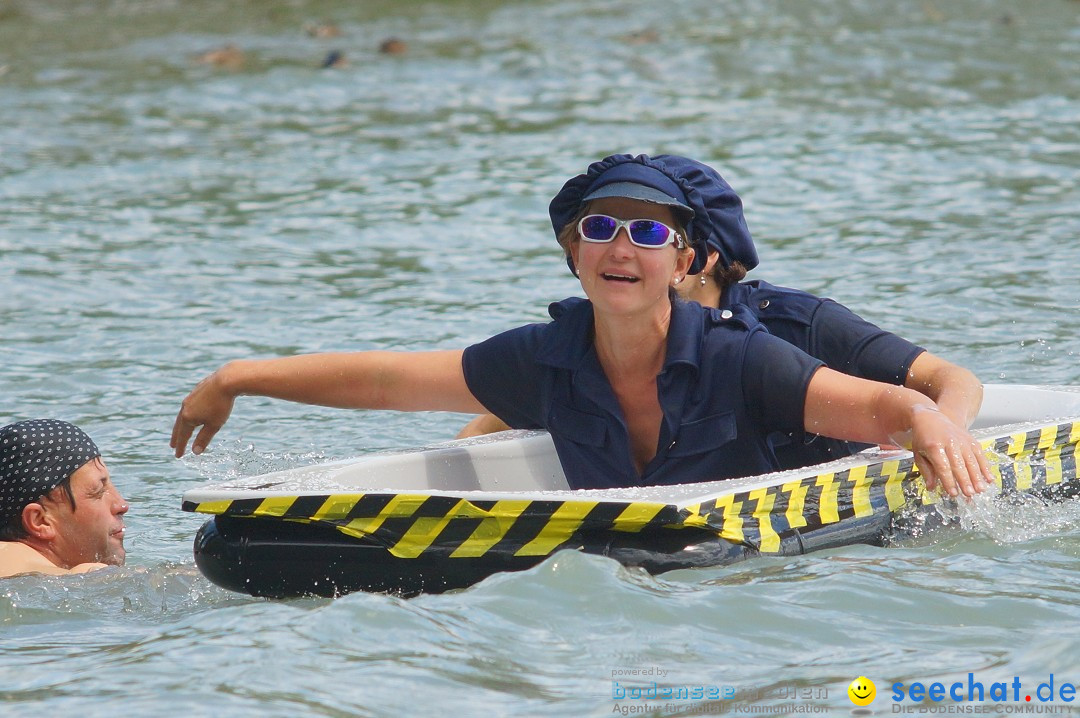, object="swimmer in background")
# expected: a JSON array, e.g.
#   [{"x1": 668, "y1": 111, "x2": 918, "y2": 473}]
[
  {"x1": 455, "y1": 154, "x2": 983, "y2": 472},
  {"x1": 0, "y1": 419, "x2": 128, "y2": 578}
]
